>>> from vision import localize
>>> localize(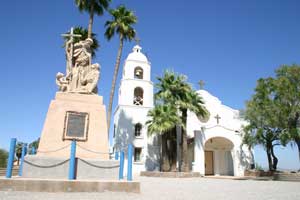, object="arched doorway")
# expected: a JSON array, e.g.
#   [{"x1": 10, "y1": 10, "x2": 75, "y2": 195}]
[{"x1": 204, "y1": 137, "x2": 234, "y2": 176}]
